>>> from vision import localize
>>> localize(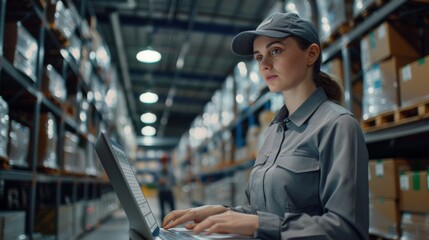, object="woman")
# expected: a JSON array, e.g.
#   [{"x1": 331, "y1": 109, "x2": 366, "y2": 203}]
[{"x1": 163, "y1": 12, "x2": 369, "y2": 239}]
